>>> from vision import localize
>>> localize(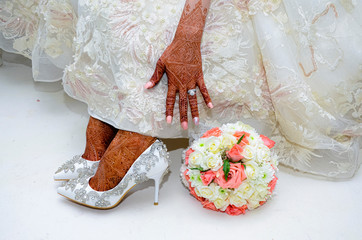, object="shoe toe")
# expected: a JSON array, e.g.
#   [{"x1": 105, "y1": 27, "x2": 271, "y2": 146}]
[
  {"x1": 54, "y1": 159, "x2": 99, "y2": 181},
  {"x1": 57, "y1": 184, "x2": 76, "y2": 200},
  {"x1": 54, "y1": 170, "x2": 78, "y2": 181}
]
